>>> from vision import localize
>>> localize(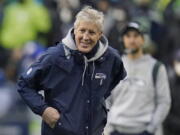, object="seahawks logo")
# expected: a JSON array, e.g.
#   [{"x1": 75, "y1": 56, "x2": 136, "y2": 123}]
[{"x1": 95, "y1": 73, "x2": 106, "y2": 85}]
